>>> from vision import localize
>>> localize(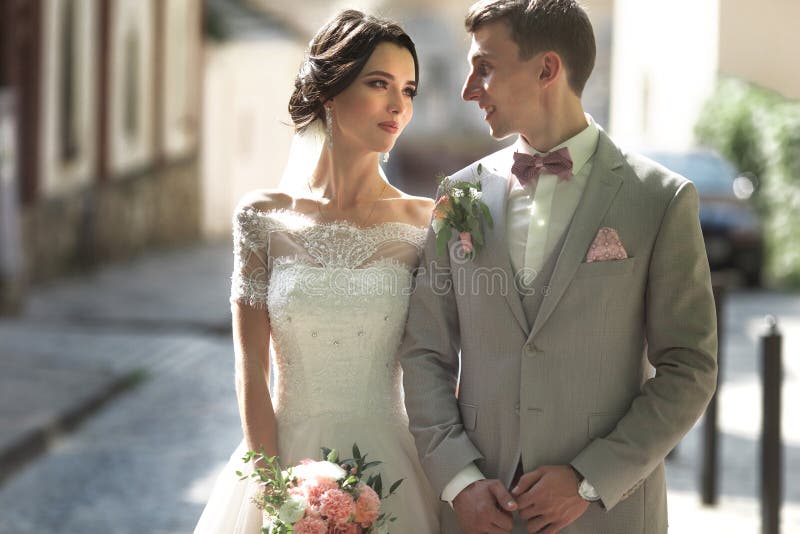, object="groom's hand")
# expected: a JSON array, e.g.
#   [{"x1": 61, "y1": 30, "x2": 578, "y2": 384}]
[
  {"x1": 511, "y1": 465, "x2": 589, "y2": 534},
  {"x1": 453, "y1": 479, "x2": 517, "y2": 534}
]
